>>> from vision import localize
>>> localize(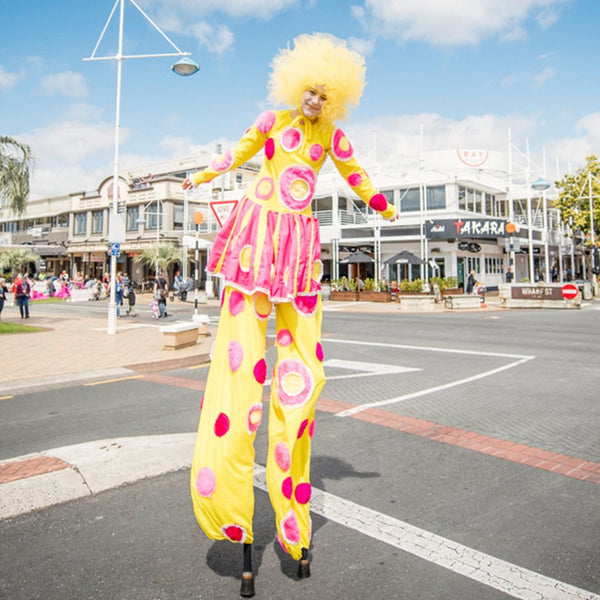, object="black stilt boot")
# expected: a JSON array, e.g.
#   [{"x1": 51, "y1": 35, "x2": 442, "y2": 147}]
[
  {"x1": 297, "y1": 547, "x2": 311, "y2": 579},
  {"x1": 240, "y1": 543, "x2": 255, "y2": 598}
]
